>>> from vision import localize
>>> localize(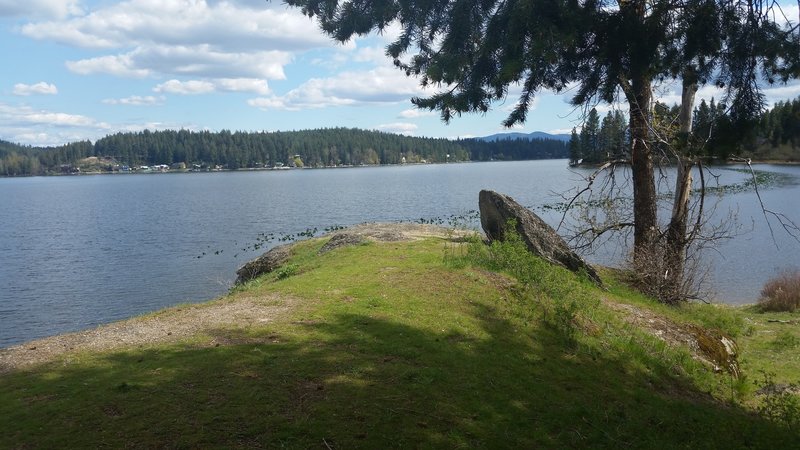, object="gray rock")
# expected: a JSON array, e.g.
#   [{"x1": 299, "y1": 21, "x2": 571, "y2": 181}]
[
  {"x1": 318, "y1": 232, "x2": 366, "y2": 254},
  {"x1": 235, "y1": 244, "x2": 292, "y2": 284},
  {"x1": 478, "y1": 189, "x2": 601, "y2": 285}
]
